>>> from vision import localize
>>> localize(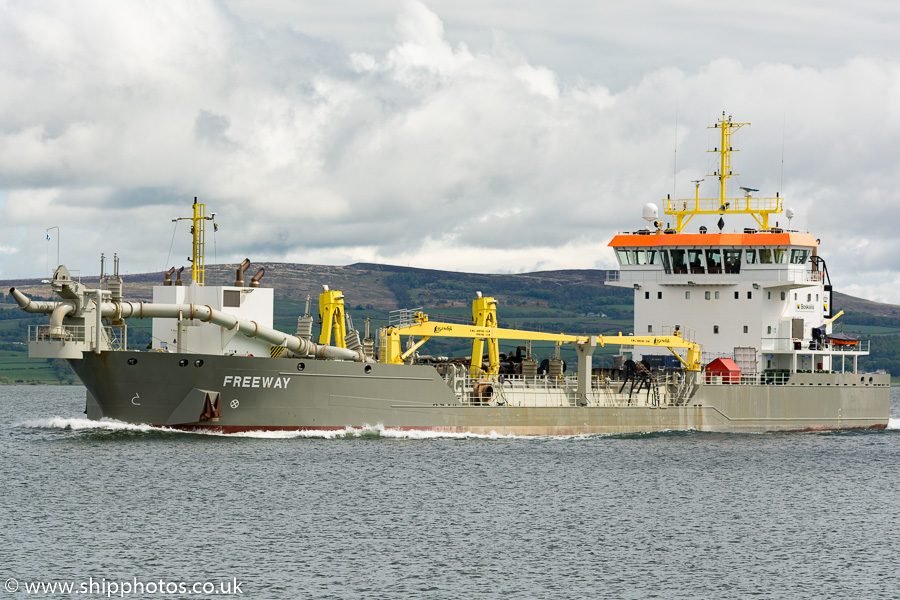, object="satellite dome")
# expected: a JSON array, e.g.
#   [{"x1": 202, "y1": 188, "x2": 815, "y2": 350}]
[
  {"x1": 785, "y1": 207, "x2": 795, "y2": 220},
  {"x1": 642, "y1": 203, "x2": 659, "y2": 223}
]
